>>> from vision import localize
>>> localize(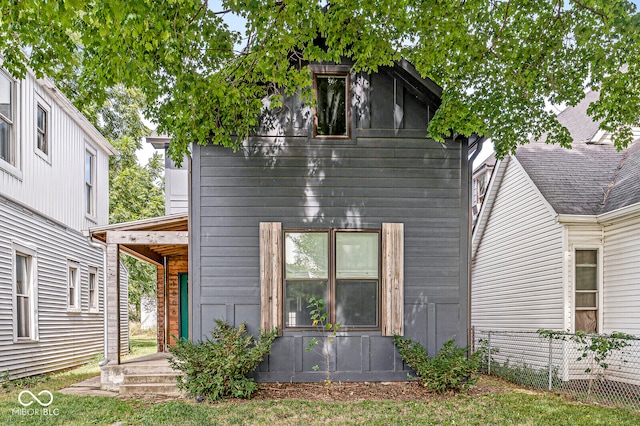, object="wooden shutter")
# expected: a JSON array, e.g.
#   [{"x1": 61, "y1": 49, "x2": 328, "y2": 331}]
[
  {"x1": 381, "y1": 223, "x2": 404, "y2": 336},
  {"x1": 259, "y1": 222, "x2": 282, "y2": 334}
]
